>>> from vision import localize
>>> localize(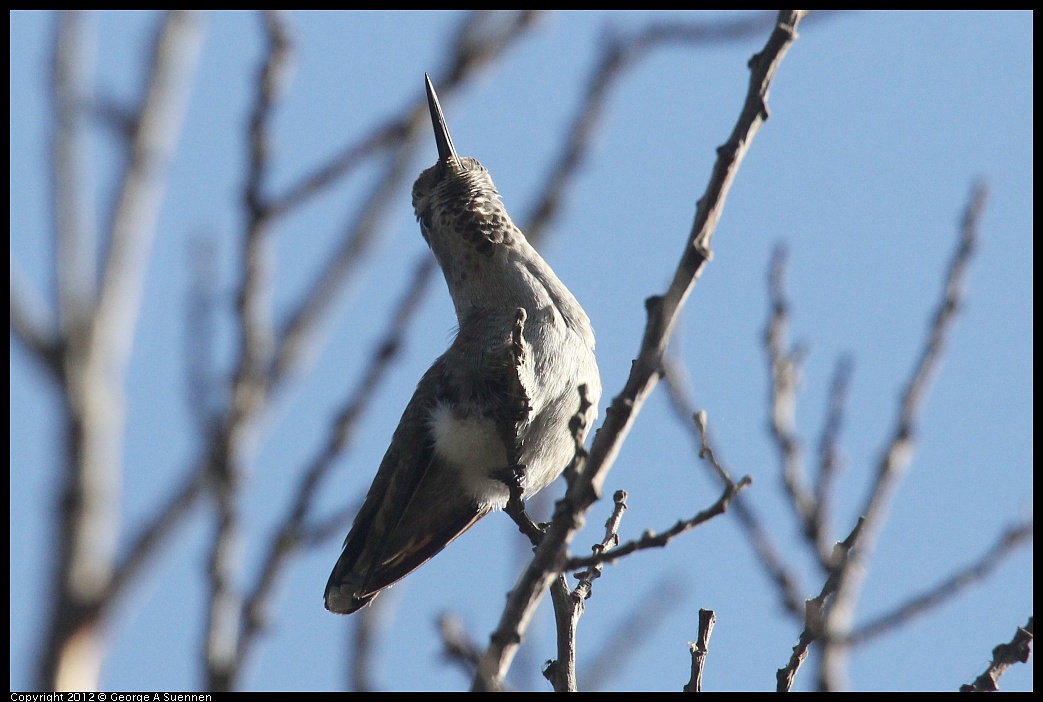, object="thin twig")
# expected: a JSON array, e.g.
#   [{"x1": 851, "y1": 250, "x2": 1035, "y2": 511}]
[
  {"x1": 661, "y1": 359, "x2": 806, "y2": 615},
  {"x1": 564, "y1": 477, "x2": 750, "y2": 570},
  {"x1": 693, "y1": 410, "x2": 730, "y2": 484}
]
